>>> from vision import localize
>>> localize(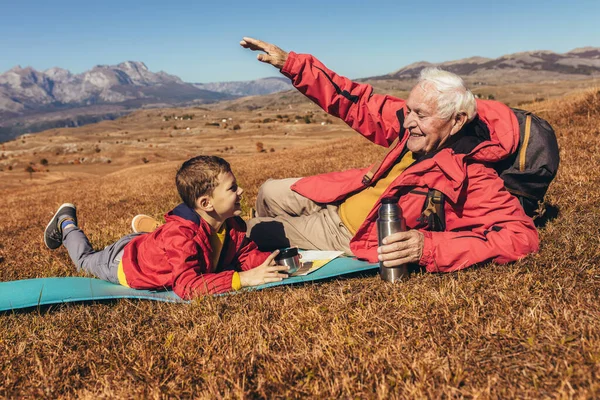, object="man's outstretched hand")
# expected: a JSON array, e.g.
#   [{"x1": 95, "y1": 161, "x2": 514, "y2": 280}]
[{"x1": 240, "y1": 37, "x2": 288, "y2": 70}]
